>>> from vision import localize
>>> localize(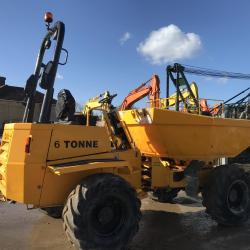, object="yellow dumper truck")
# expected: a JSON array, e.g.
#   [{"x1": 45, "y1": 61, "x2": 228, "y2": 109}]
[{"x1": 1, "y1": 13, "x2": 250, "y2": 250}]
